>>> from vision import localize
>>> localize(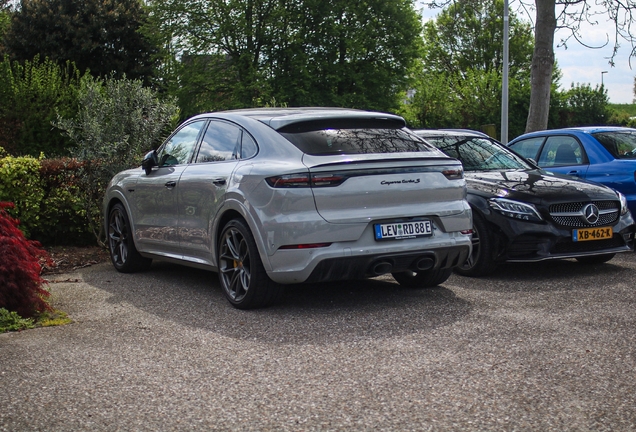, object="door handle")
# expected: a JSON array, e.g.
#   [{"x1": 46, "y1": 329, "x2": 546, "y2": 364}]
[
  {"x1": 566, "y1": 170, "x2": 580, "y2": 176},
  {"x1": 164, "y1": 181, "x2": 177, "y2": 189},
  {"x1": 212, "y1": 178, "x2": 227, "y2": 186}
]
